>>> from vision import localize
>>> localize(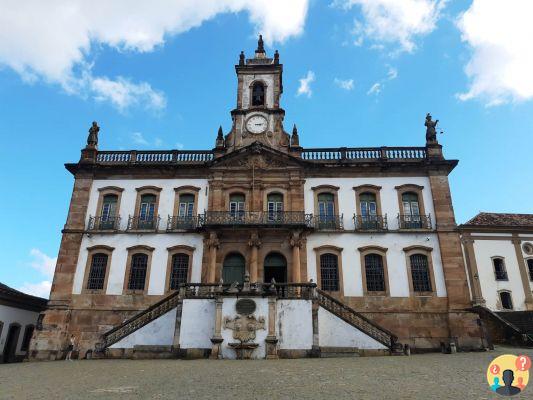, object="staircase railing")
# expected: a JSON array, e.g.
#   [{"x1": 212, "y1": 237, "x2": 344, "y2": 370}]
[{"x1": 315, "y1": 288, "x2": 397, "y2": 349}]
